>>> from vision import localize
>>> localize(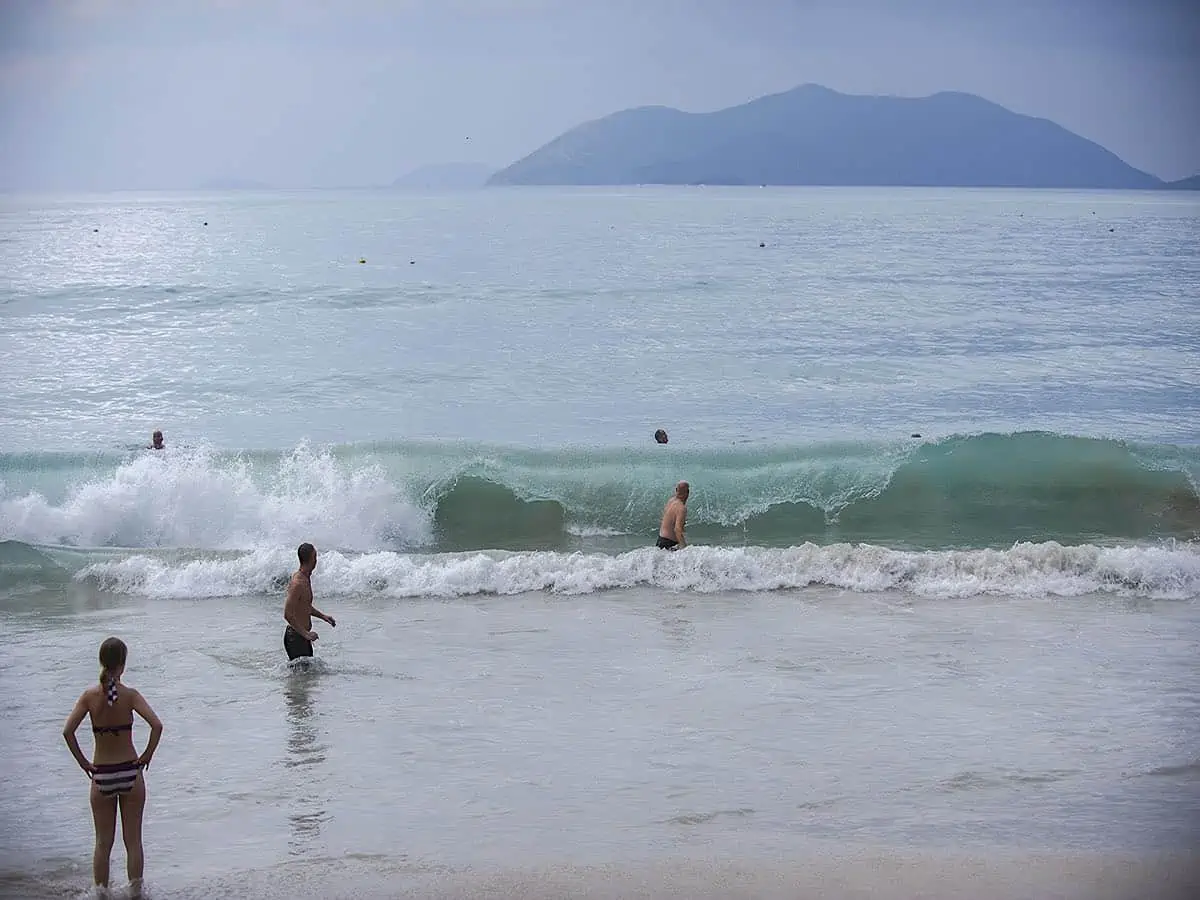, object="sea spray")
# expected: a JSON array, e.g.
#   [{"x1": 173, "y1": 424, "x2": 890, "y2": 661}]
[
  {"x1": 64, "y1": 541, "x2": 1200, "y2": 601},
  {"x1": 0, "y1": 443, "x2": 428, "y2": 551},
  {"x1": 0, "y1": 432, "x2": 1197, "y2": 553}
]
